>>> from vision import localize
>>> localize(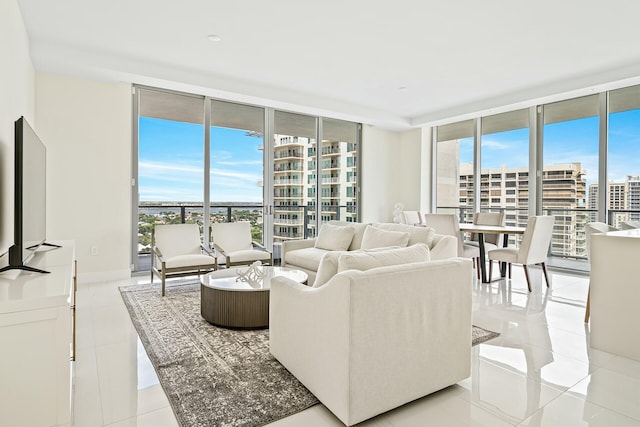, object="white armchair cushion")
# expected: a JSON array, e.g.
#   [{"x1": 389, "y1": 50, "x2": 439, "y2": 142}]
[
  {"x1": 337, "y1": 244, "x2": 430, "y2": 273},
  {"x1": 164, "y1": 254, "x2": 217, "y2": 269},
  {"x1": 211, "y1": 221, "x2": 253, "y2": 252},
  {"x1": 329, "y1": 221, "x2": 370, "y2": 250},
  {"x1": 360, "y1": 225, "x2": 410, "y2": 250},
  {"x1": 154, "y1": 223, "x2": 202, "y2": 260},
  {"x1": 218, "y1": 249, "x2": 272, "y2": 265},
  {"x1": 315, "y1": 223, "x2": 355, "y2": 251}
]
